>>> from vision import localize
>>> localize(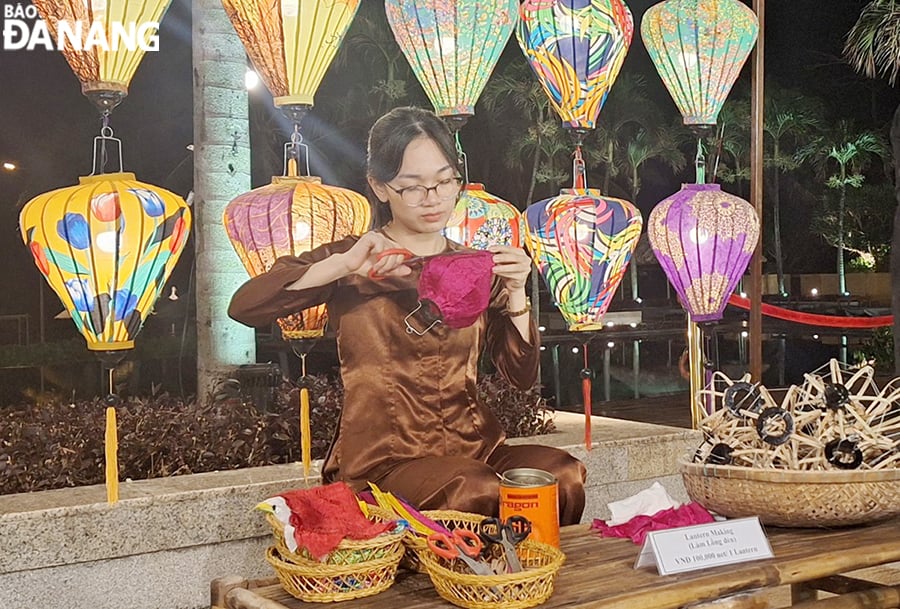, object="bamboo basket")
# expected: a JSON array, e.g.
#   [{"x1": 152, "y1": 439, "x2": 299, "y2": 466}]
[
  {"x1": 265, "y1": 543, "x2": 404, "y2": 603},
  {"x1": 681, "y1": 460, "x2": 900, "y2": 527},
  {"x1": 418, "y1": 539, "x2": 565, "y2": 609},
  {"x1": 402, "y1": 509, "x2": 486, "y2": 572},
  {"x1": 264, "y1": 510, "x2": 406, "y2": 565}
]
